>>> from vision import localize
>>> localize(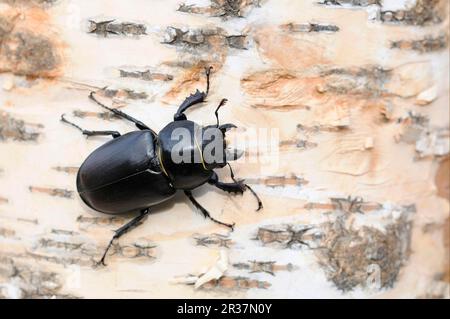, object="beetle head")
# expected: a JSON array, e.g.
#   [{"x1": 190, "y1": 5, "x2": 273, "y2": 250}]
[{"x1": 200, "y1": 123, "x2": 243, "y2": 170}]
